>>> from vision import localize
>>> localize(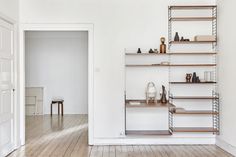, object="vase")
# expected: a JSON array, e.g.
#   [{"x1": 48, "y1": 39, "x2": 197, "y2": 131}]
[
  {"x1": 174, "y1": 32, "x2": 180, "y2": 41},
  {"x1": 137, "y1": 48, "x2": 141, "y2": 53},
  {"x1": 160, "y1": 37, "x2": 166, "y2": 53},
  {"x1": 192, "y1": 72, "x2": 197, "y2": 83},
  {"x1": 160, "y1": 85, "x2": 167, "y2": 104}
]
